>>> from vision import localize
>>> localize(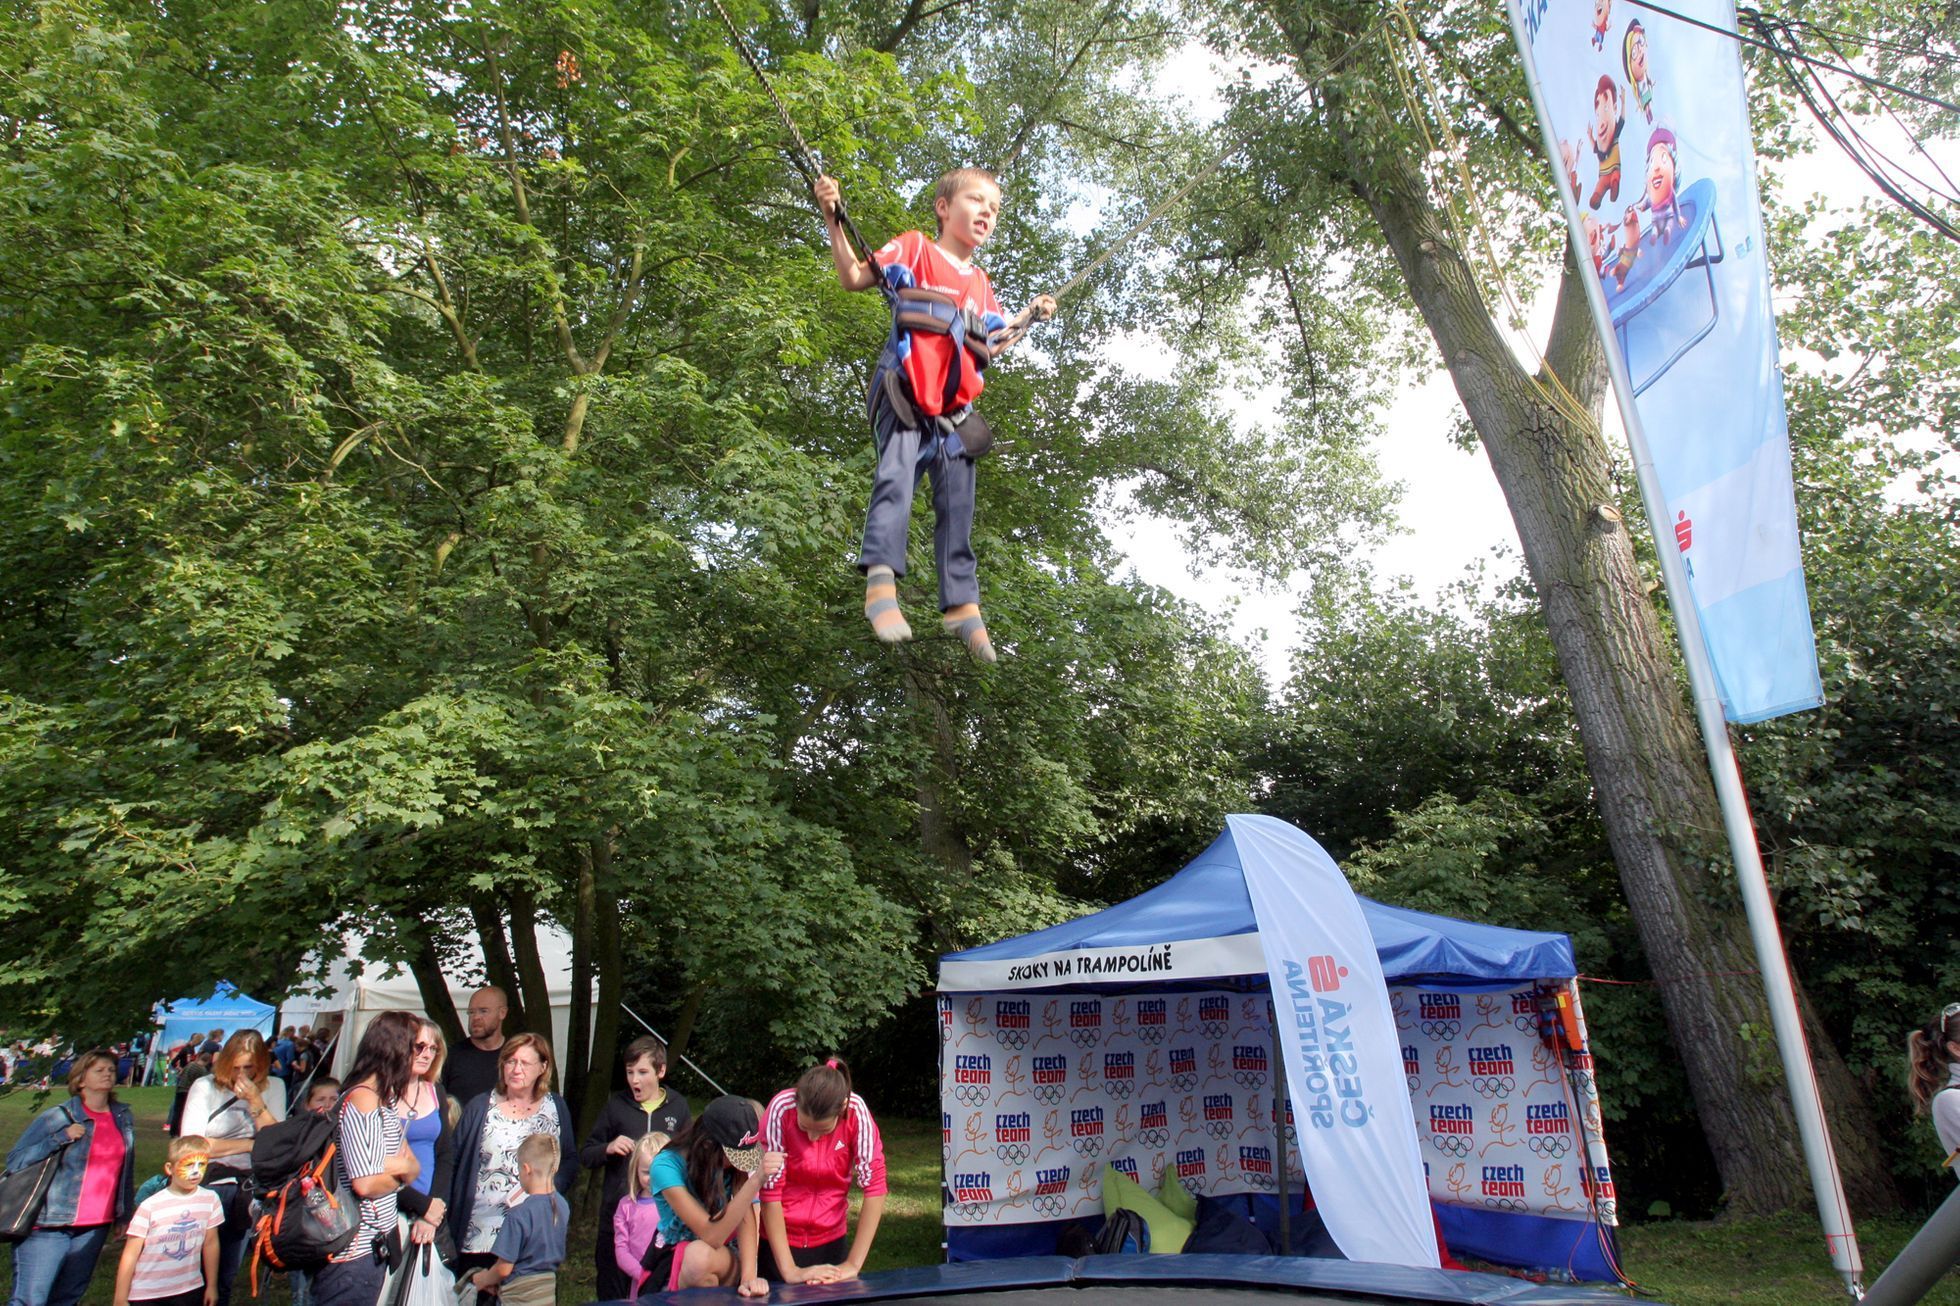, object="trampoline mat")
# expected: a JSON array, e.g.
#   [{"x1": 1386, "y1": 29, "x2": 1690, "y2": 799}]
[{"x1": 895, "y1": 1291, "x2": 1393, "y2": 1305}]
